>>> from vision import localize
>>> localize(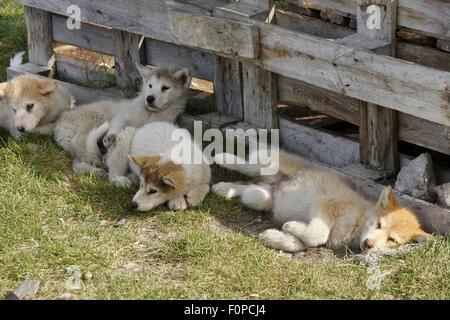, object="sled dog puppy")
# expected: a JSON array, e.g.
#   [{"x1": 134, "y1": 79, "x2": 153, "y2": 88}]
[
  {"x1": 102, "y1": 65, "x2": 191, "y2": 148},
  {"x1": 104, "y1": 121, "x2": 211, "y2": 211},
  {"x1": 0, "y1": 75, "x2": 73, "y2": 137},
  {"x1": 212, "y1": 151, "x2": 432, "y2": 252},
  {"x1": 54, "y1": 65, "x2": 190, "y2": 177},
  {"x1": 0, "y1": 84, "x2": 21, "y2": 139}
]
